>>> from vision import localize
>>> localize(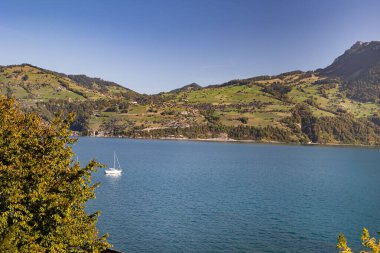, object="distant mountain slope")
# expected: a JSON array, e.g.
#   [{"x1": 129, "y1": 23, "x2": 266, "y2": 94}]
[
  {"x1": 67, "y1": 74, "x2": 140, "y2": 100},
  {"x1": 170, "y1": 83, "x2": 202, "y2": 93},
  {"x1": 154, "y1": 68, "x2": 380, "y2": 144},
  {"x1": 0, "y1": 64, "x2": 139, "y2": 101},
  {"x1": 320, "y1": 41, "x2": 380, "y2": 102},
  {"x1": 1, "y1": 41, "x2": 380, "y2": 145}
]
